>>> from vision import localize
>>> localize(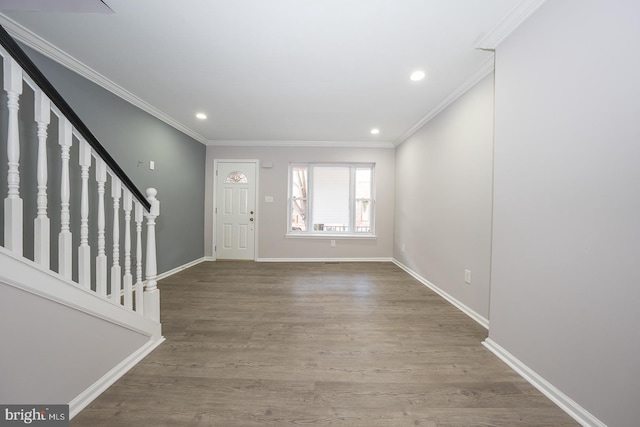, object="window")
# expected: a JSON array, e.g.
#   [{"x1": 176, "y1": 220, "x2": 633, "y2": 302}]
[
  {"x1": 224, "y1": 171, "x2": 248, "y2": 183},
  {"x1": 289, "y1": 163, "x2": 374, "y2": 236}
]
